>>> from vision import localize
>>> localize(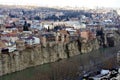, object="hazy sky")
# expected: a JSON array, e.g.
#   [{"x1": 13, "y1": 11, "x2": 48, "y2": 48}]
[{"x1": 0, "y1": 0, "x2": 119, "y2": 8}]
